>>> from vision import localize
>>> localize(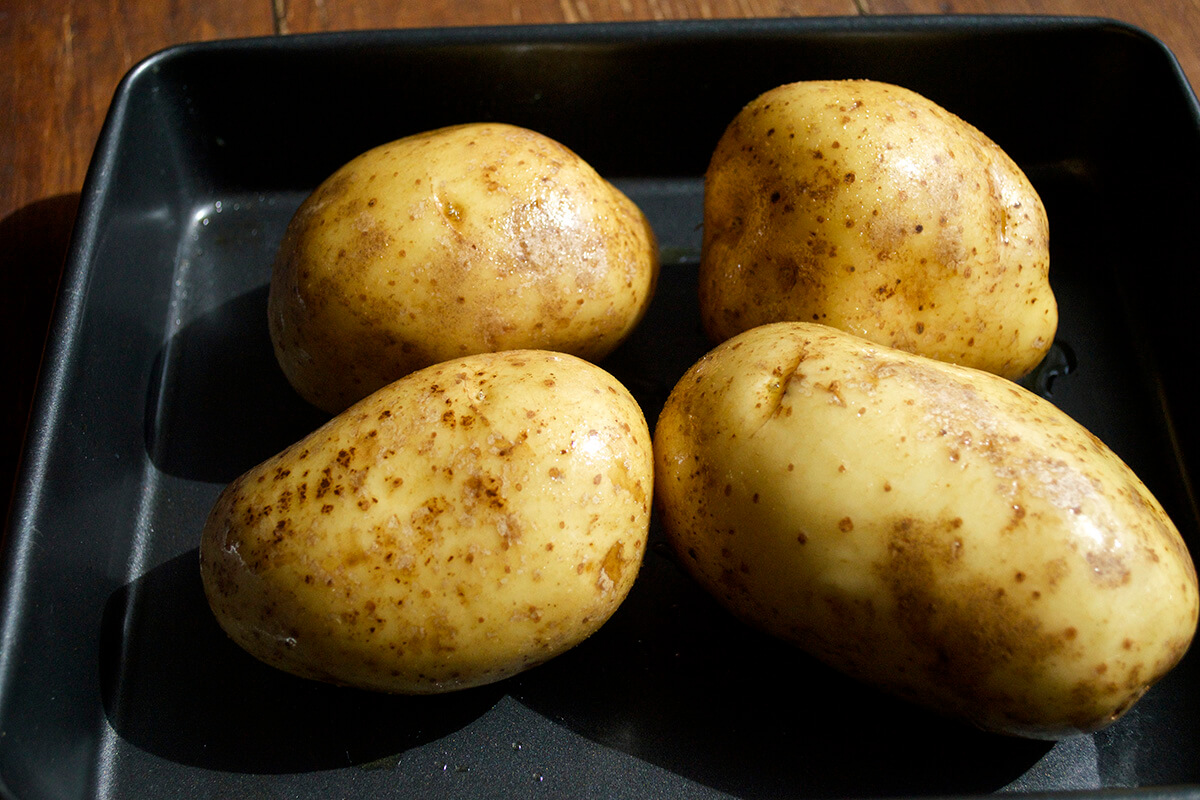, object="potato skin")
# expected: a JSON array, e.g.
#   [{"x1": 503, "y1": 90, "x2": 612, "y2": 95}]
[
  {"x1": 700, "y1": 80, "x2": 1056, "y2": 380},
  {"x1": 200, "y1": 350, "x2": 652, "y2": 694},
  {"x1": 269, "y1": 122, "x2": 659, "y2": 414},
  {"x1": 653, "y1": 322, "x2": 1198, "y2": 738}
]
